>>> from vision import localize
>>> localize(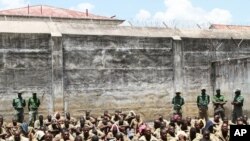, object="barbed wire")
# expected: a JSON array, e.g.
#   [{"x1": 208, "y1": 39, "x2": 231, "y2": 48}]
[{"x1": 119, "y1": 19, "x2": 250, "y2": 30}]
